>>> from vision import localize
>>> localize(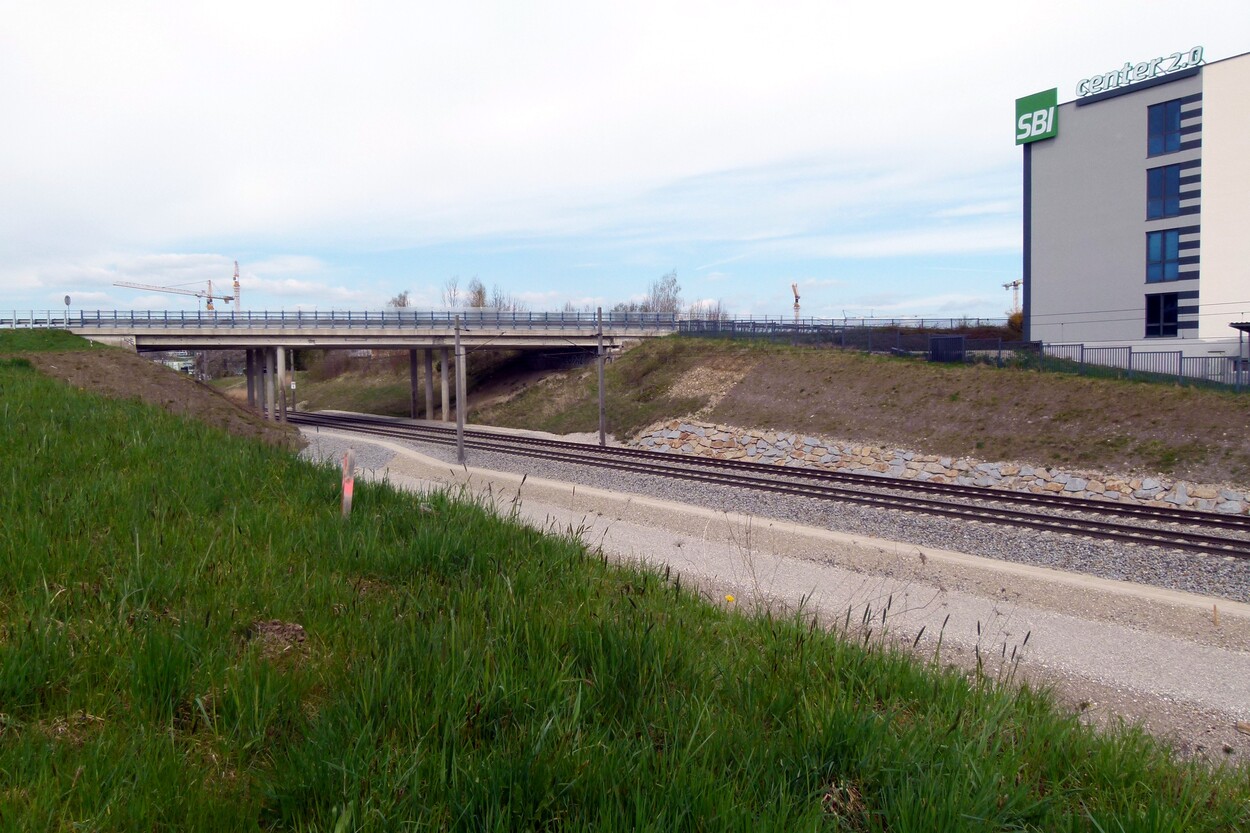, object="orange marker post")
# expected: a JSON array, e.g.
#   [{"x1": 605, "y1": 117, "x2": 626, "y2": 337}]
[{"x1": 341, "y1": 449, "x2": 356, "y2": 517}]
